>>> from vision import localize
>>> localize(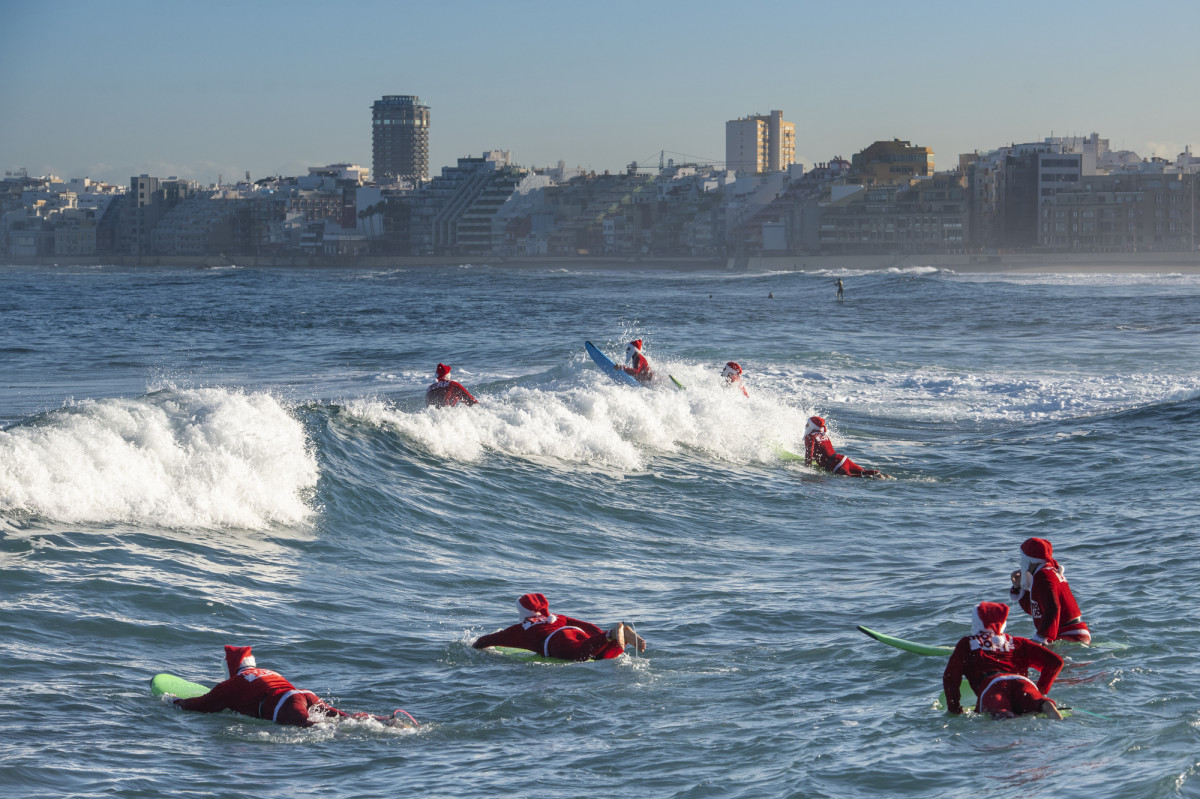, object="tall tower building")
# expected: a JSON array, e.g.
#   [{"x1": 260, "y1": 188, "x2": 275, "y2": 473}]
[
  {"x1": 725, "y1": 110, "x2": 796, "y2": 175},
  {"x1": 372, "y1": 95, "x2": 431, "y2": 183}
]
